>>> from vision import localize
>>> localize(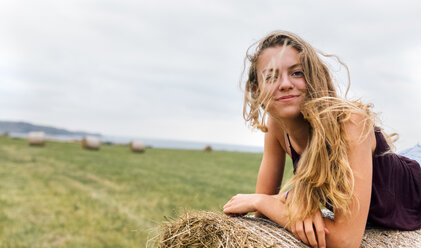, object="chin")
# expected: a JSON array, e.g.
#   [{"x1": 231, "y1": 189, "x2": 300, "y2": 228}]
[
  {"x1": 269, "y1": 110, "x2": 301, "y2": 120},
  {"x1": 268, "y1": 105, "x2": 301, "y2": 119}
]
